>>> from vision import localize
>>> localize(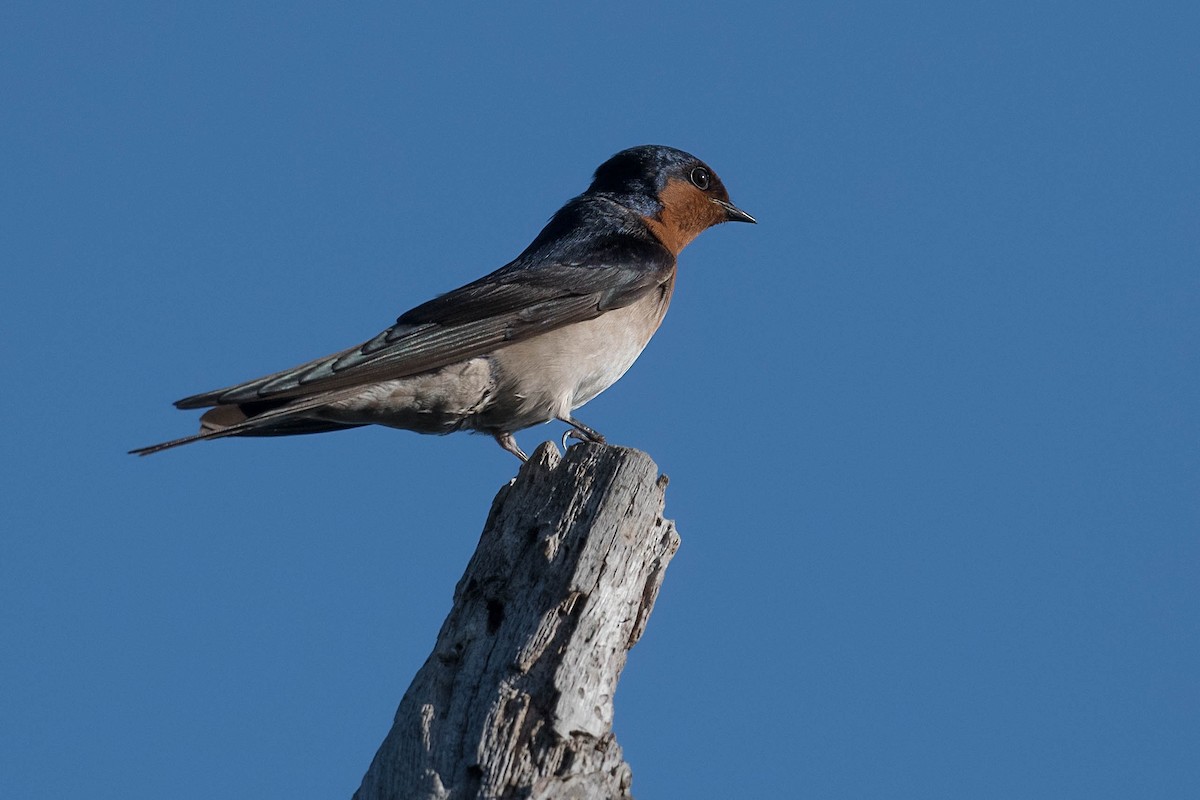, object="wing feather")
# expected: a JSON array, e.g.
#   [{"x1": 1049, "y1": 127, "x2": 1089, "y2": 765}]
[{"x1": 175, "y1": 252, "x2": 671, "y2": 410}]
